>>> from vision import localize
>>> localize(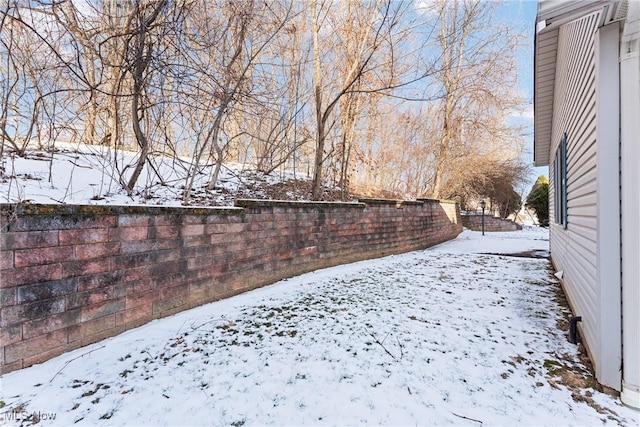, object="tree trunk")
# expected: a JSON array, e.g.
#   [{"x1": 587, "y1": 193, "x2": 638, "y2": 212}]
[
  {"x1": 310, "y1": 0, "x2": 324, "y2": 200},
  {"x1": 125, "y1": 76, "x2": 149, "y2": 193}
]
